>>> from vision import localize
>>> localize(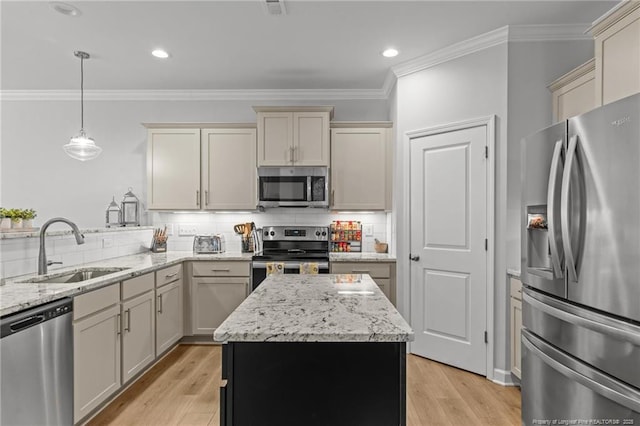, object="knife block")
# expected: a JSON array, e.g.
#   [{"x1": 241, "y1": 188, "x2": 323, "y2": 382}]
[{"x1": 151, "y1": 240, "x2": 167, "y2": 253}]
